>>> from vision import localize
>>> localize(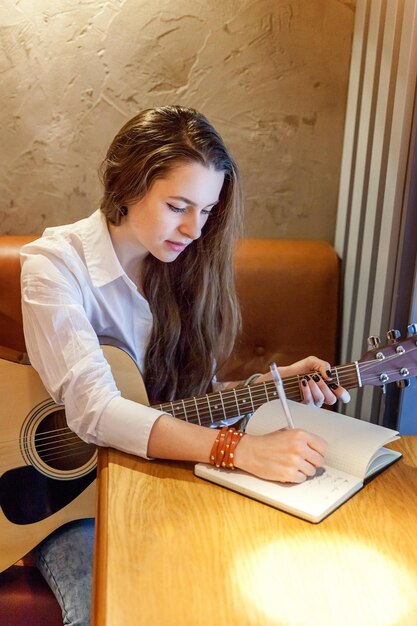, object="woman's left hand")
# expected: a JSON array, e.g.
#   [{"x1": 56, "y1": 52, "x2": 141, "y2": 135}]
[{"x1": 256, "y1": 356, "x2": 350, "y2": 407}]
